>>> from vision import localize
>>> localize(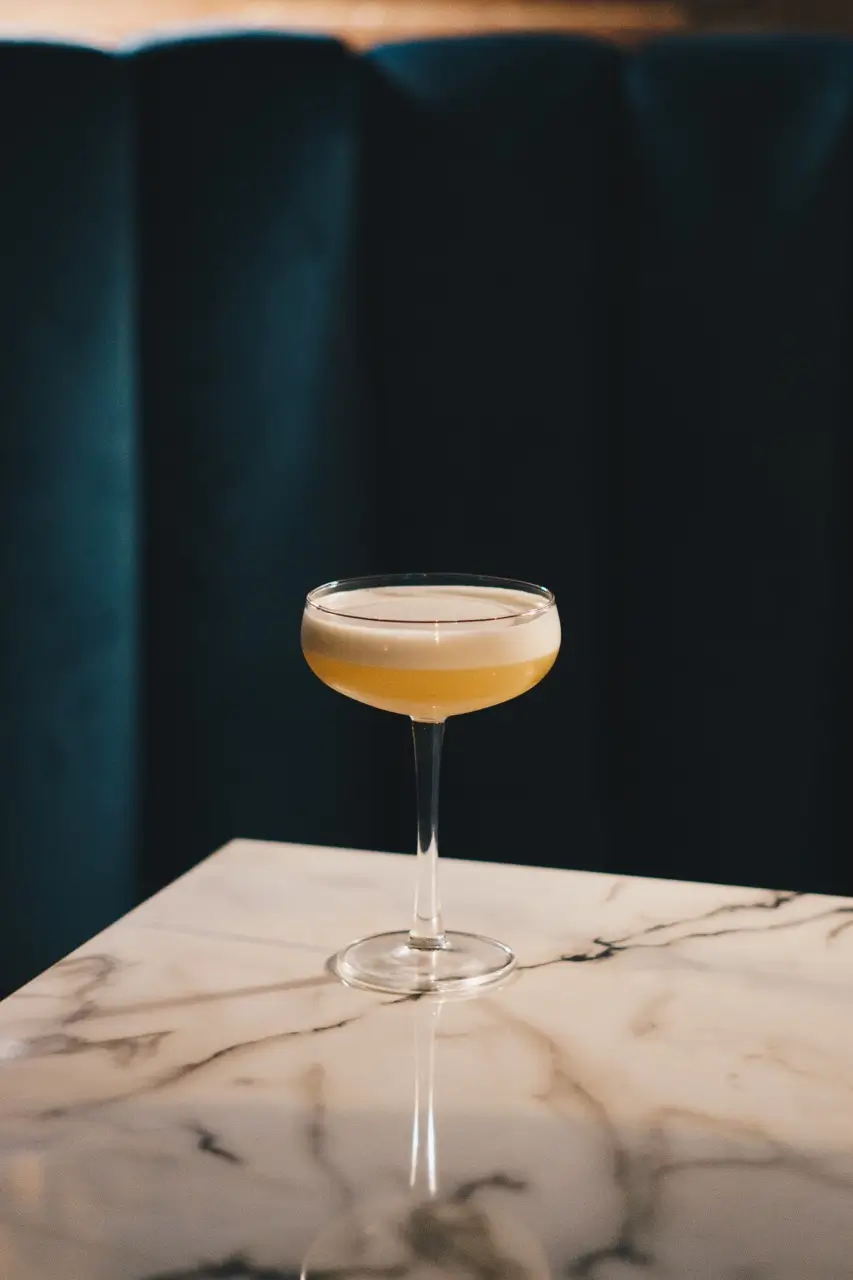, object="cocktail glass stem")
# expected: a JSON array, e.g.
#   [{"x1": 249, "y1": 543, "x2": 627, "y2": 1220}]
[{"x1": 409, "y1": 720, "x2": 448, "y2": 951}]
